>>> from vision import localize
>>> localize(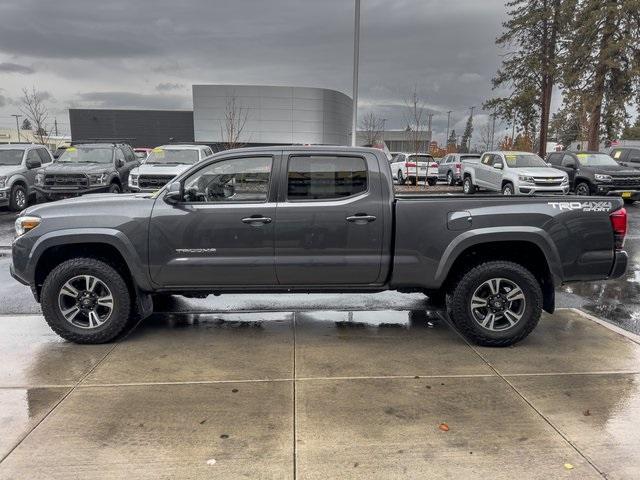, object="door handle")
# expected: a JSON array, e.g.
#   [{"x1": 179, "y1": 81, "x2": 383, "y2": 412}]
[
  {"x1": 241, "y1": 216, "x2": 272, "y2": 226},
  {"x1": 346, "y1": 214, "x2": 377, "y2": 224}
]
